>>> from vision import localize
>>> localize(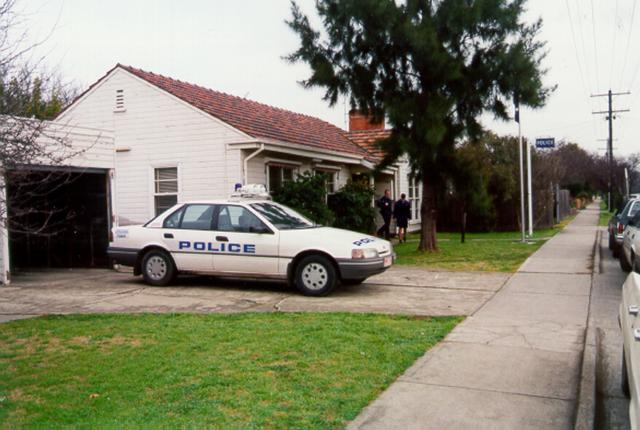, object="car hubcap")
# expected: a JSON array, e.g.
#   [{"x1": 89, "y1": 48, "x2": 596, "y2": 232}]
[
  {"x1": 146, "y1": 256, "x2": 167, "y2": 280},
  {"x1": 302, "y1": 263, "x2": 328, "y2": 290}
]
